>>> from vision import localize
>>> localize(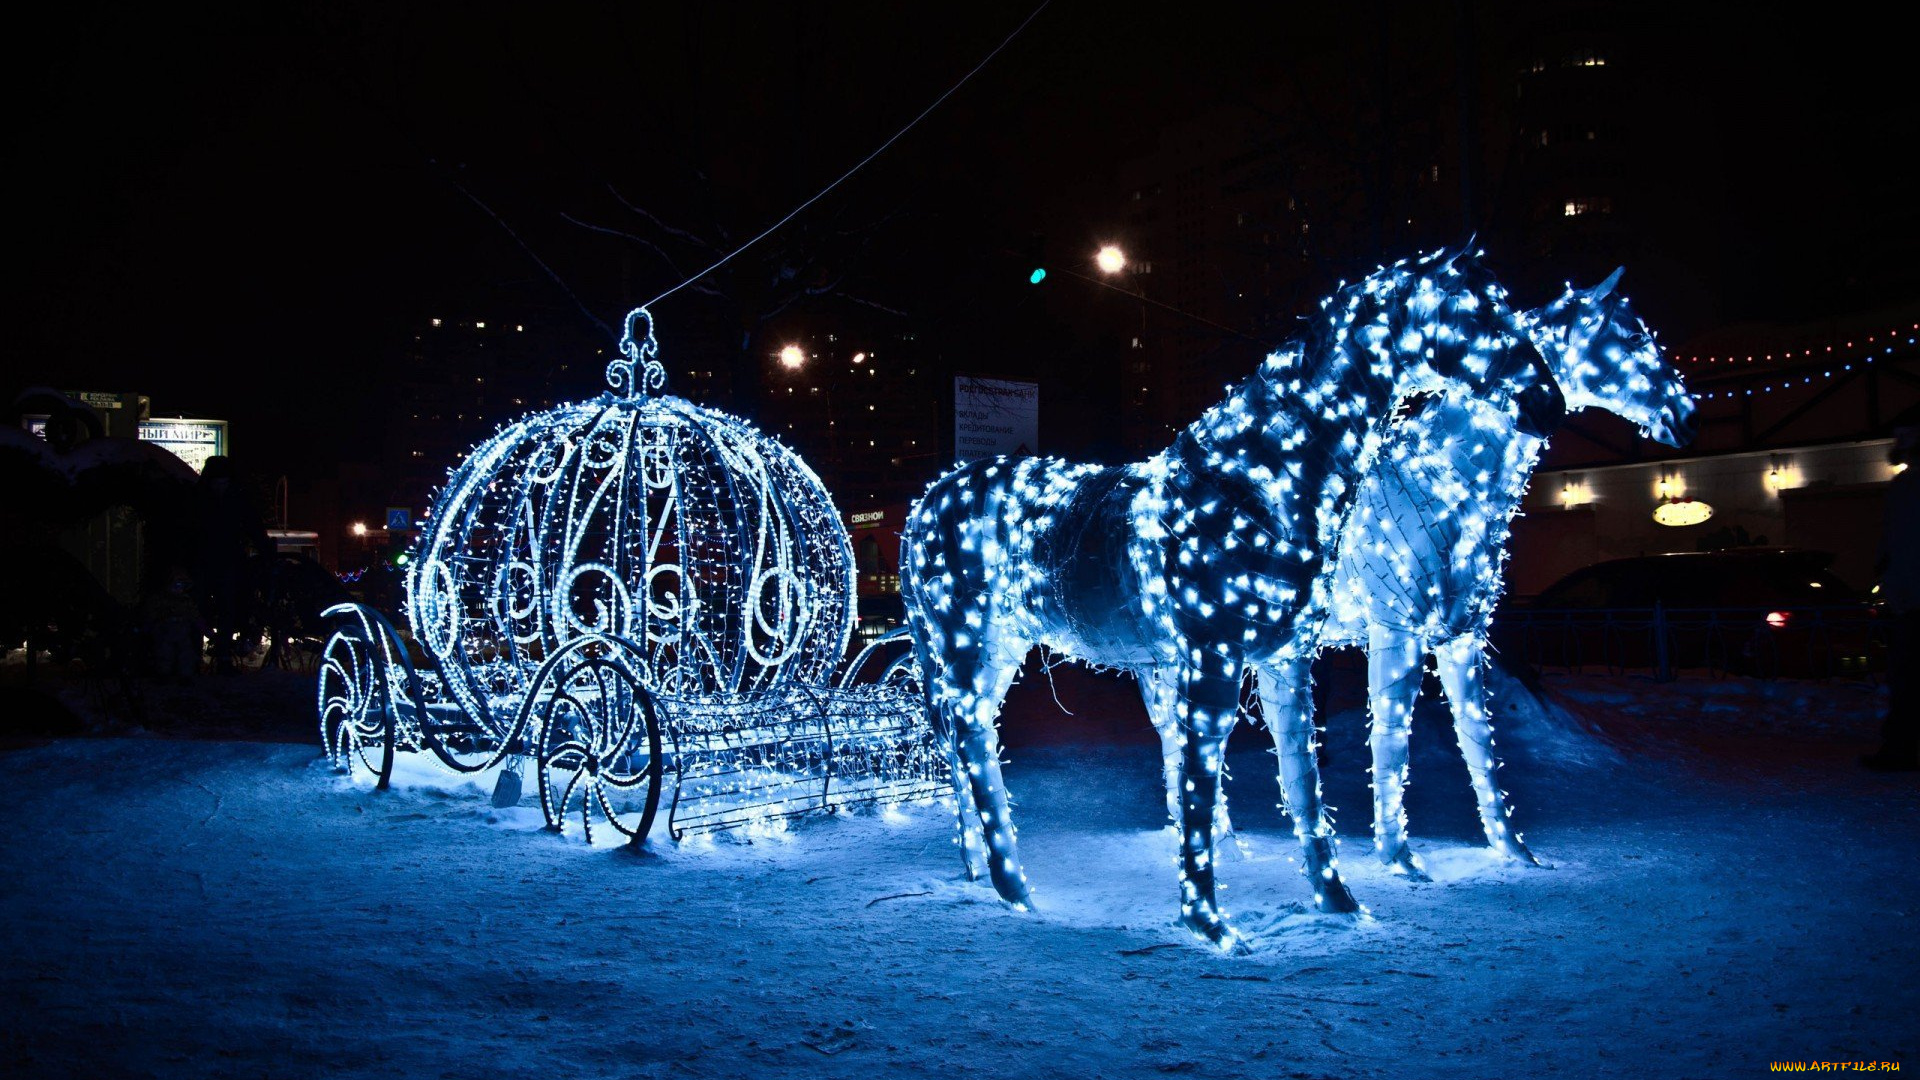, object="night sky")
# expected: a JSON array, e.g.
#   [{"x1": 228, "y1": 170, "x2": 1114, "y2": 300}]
[{"x1": 11, "y1": 2, "x2": 1914, "y2": 479}]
